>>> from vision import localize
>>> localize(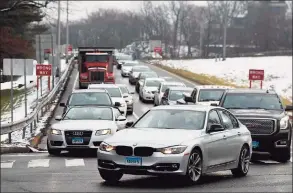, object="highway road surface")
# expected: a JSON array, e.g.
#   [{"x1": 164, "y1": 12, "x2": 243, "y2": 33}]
[{"x1": 1, "y1": 61, "x2": 292, "y2": 192}]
